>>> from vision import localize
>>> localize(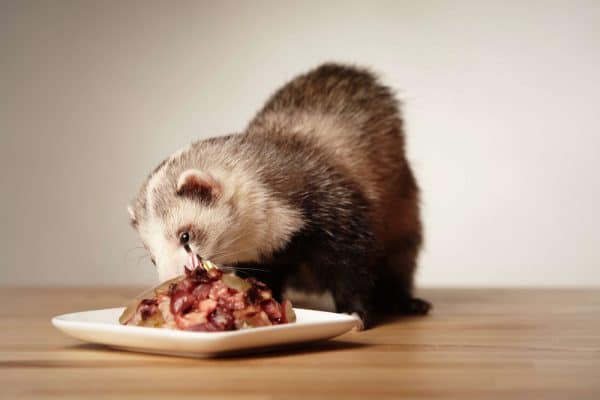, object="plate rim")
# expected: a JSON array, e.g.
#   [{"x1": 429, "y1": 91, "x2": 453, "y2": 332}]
[{"x1": 51, "y1": 306, "x2": 360, "y2": 342}]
